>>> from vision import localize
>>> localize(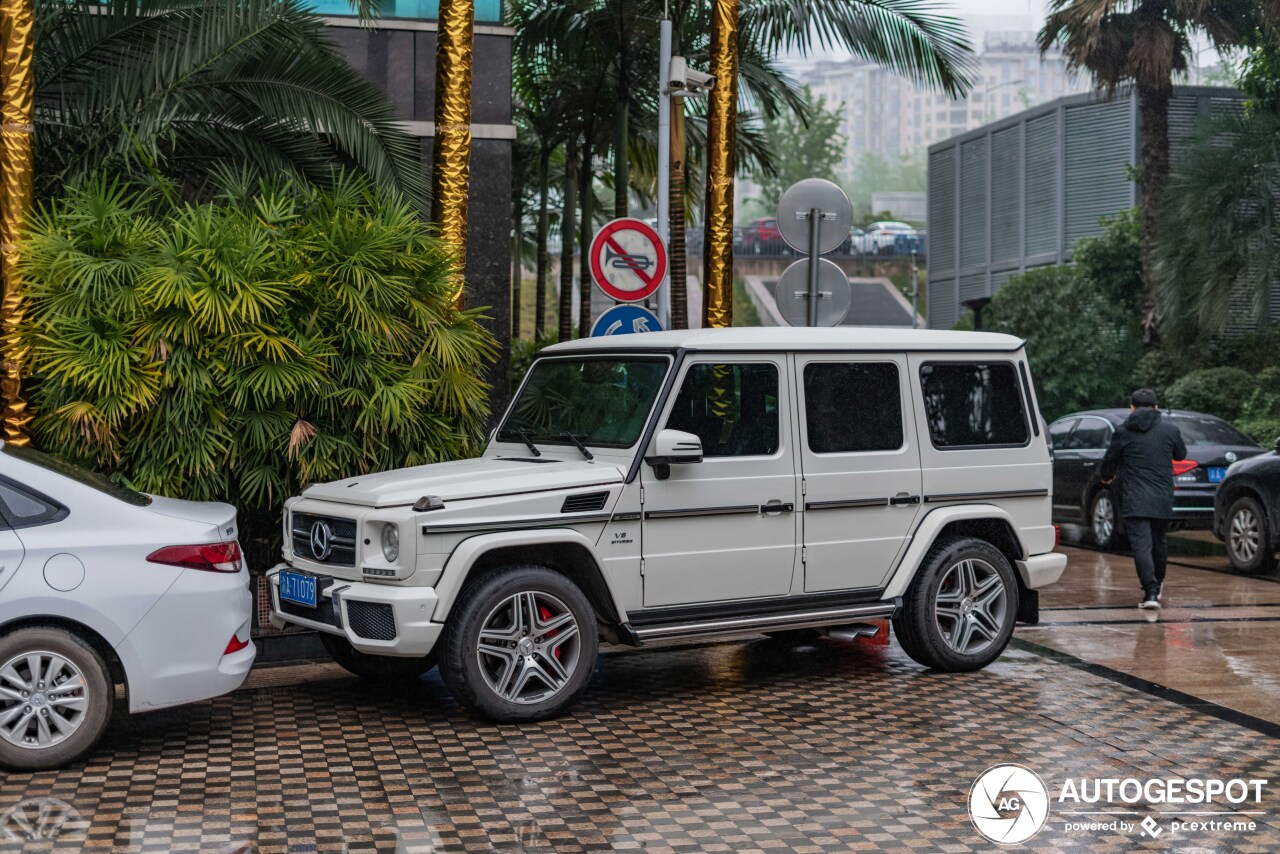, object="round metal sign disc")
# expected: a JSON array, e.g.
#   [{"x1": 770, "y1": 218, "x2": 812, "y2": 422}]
[
  {"x1": 774, "y1": 258, "x2": 852, "y2": 327},
  {"x1": 776, "y1": 178, "x2": 853, "y2": 254}
]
